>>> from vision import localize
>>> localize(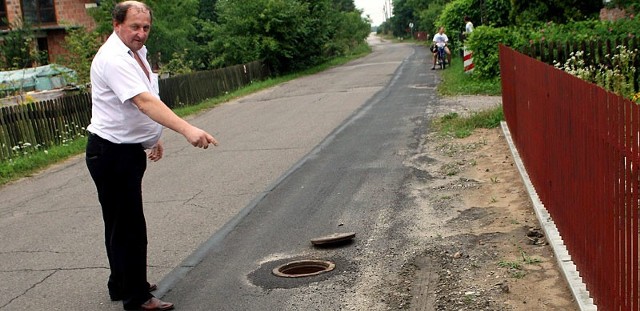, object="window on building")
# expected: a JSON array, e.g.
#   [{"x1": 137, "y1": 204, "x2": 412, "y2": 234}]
[
  {"x1": 21, "y1": 0, "x2": 56, "y2": 25},
  {"x1": 0, "y1": 0, "x2": 7, "y2": 27}
]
